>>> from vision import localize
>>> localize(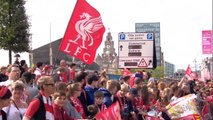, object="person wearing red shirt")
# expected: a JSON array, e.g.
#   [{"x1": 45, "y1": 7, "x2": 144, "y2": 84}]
[
  {"x1": 23, "y1": 76, "x2": 55, "y2": 120},
  {"x1": 69, "y1": 63, "x2": 76, "y2": 82},
  {"x1": 54, "y1": 67, "x2": 68, "y2": 83},
  {"x1": 43, "y1": 65, "x2": 52, "y2": 76},
  {"x1": 53, "y1": 92, "x2": 73, "y2": 120}
]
